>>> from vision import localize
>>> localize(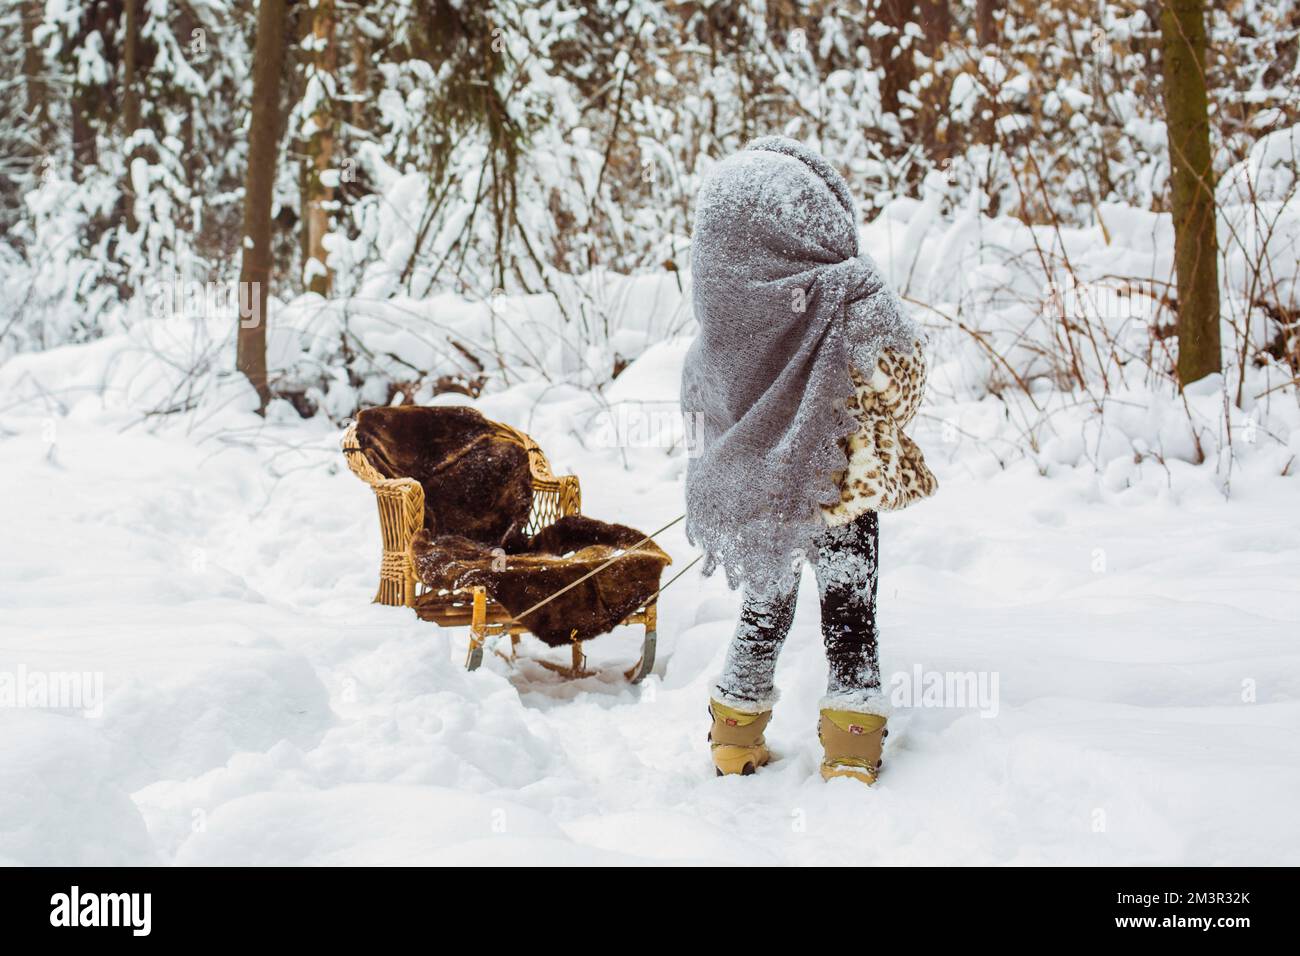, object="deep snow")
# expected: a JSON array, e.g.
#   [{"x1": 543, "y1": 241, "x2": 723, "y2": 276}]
[{"x1": 2, "y1": 337, "x2": 1298, "y2": 866}]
